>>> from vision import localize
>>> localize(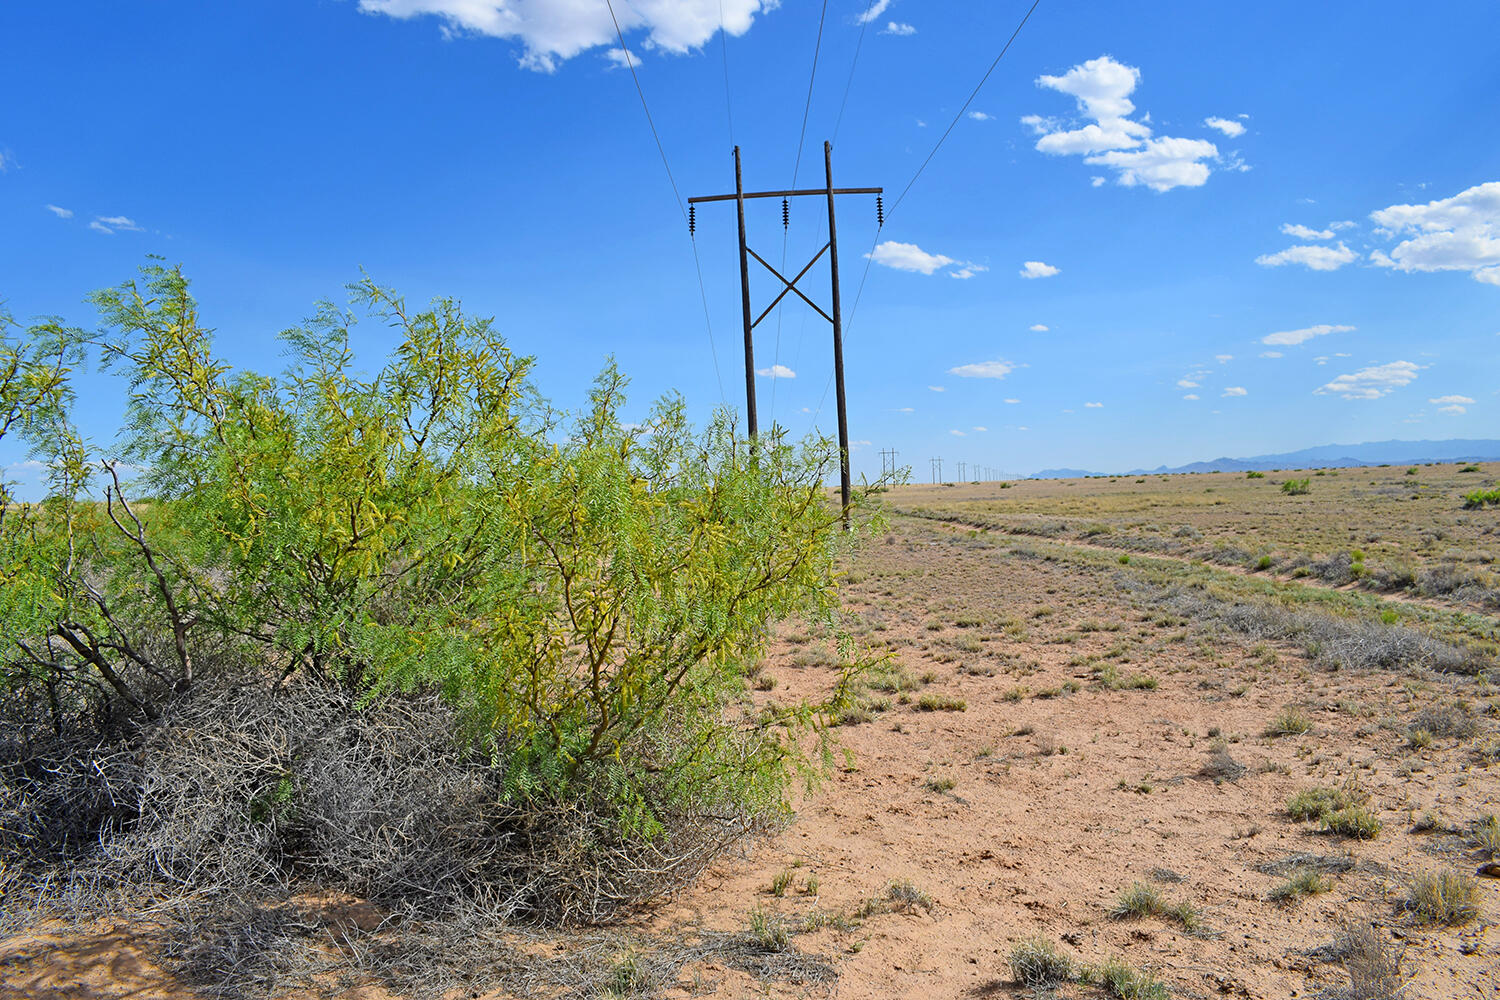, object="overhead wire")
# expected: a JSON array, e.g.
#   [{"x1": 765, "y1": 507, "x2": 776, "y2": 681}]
[
  {"x1": 808, "y1": 0, "x2": 1045, "y2": 431},
  {"x1": 770, "y1": 0, "x2": 832, "y2": 428},
  {"x1": 602, "y1": 0, "x2": 725, "y2": 404}
]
